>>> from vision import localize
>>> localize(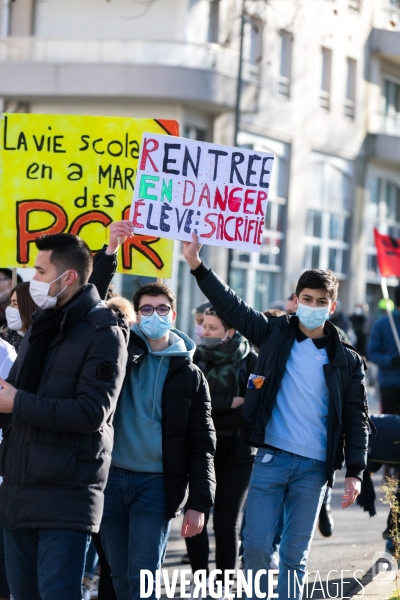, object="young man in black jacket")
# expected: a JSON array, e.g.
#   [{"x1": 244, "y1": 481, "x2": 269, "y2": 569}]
[
  {"x1": 183, "y1": 234, "x2": 370, "y2": 600},
  {"x1": 0, "y1": 234, "x2": 128, "y2": 600}
]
